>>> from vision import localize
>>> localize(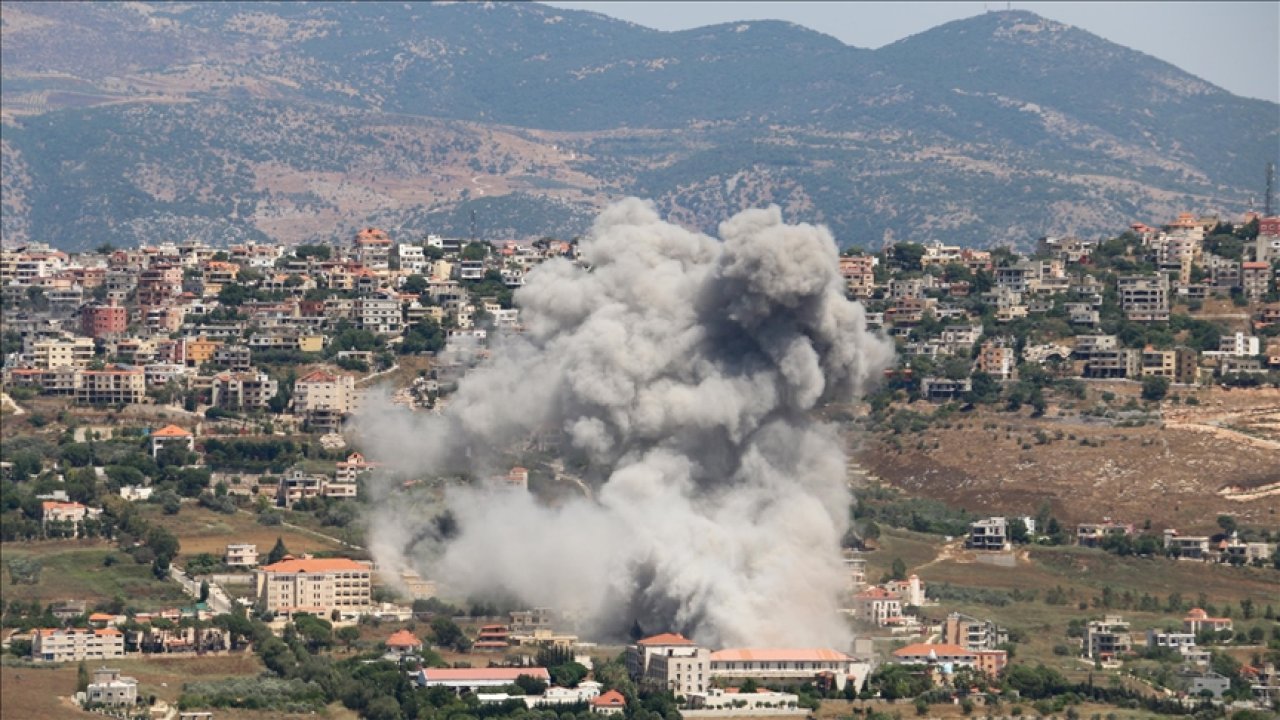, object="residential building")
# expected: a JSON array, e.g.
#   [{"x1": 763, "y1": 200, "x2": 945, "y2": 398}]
[
  {"x1": 353, "y1": 296, "x2": 402, "y2": 335},
  {"x1": 80, "y1": 303, "x2": 128, "y2": 339},
  {"x1": 85, "y1": 667, "x2": 138, "y2": 707},
  {"x1": 590, "y1": 690, "x2": 627, "y2": 714},
  {"x1": 255, "y1": 557, "x2": 372, "y2": 618},
  {"x1": 31, "y1": 336, "x2": 95, "y2": 369},
  {"x1": 76, "y1": 364, "x2": 146, "y2": 405},
  {"x1": 210, "y1": 370, "x2": 278, "y2": 410},
  {"x1": 294, "y1": 370, "x2": 357, "y2": 415},
  {"x1": 1217, "y1": 332, "x2": 1261, "y2": 357},
  {"x1": 1183, "y1": 608, "x2": 1232, "y2": 635},
  {"x1": 212, "y1": 344, "x2": 253, "y2": 371},
  {"x1": 890, "y1": 642, "x2": 977, "y2": 670},
  {"x1": 335, "y1": 453, "x2": 377, "y2": 484},
  {"x1": 1085, "y1": 616, "x2": 1132, "y2": 660},
  {"x1": 839, "y1": 255, "x2": 876, "y2": 299},
  {"x1": 42, "y1": 500, "x2": 102, "y2": 536},
  {"x1": 942, "y1": 613, "x2": 1008, "y2": 652},
  {"x1": 1076, "y1": 521, "x2": 1134, "y2": 548},
  {"x1": 32, "y1": 628, "x2": 125, "y2": 662},
  {"x1": 150, "y1": 424, "x2": 194, "y2": 458},
  {"x1": 1118, "y1": 275, "x2": 1169, "y2": 322},
  {"x1": 418, "y1": 667, "x2": 551, "y2": 692},
  {"x1": 627, "y1": 633, "x2": 705, "y2": 693},
  {"x1": 976, "y1": 339, "x2": 1017, "y2": 380},
  {"x1": 1241, "y1": 261, "x2": 1270, "y2": 302},
  {"x1": 920, "y1": 377, "x2": 971, "y2": 402},
  {"x1": 1085, "y1": 348, "x2": 1141, "y2": 379},
  {"x1": 1185, "y1": 671, "x2": 1231, "y2": 699},
  {"x1": 387, "y1": 629, "x2": 424, "y2": 656},
  {"x1": 968, "y1": 517, "x2": 1008, "y2": 551},
  {"x1": 225, "y1": 543, "x2": 258, "y2": 567},
  {"x1": 1140, "y1": 348, "x2": 1176, "y2": 378},
  {"x1": 1163, "y1": 530, "x2": 1211, "y2": 559},
  {"x1": 277, "y1": 470, "x2": 325, "y2": 507},
  {"x1": 850, "y1": 587, "x2": 902, "y2": 626}
]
